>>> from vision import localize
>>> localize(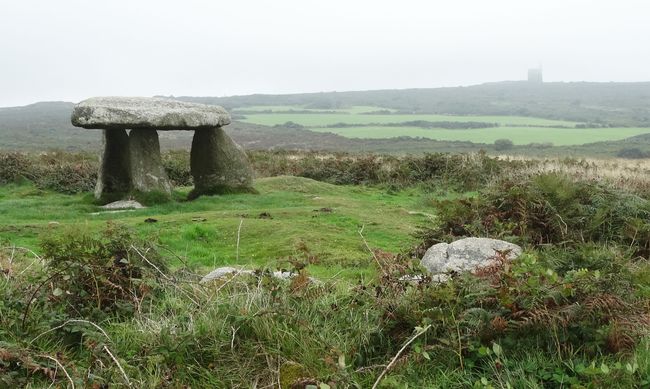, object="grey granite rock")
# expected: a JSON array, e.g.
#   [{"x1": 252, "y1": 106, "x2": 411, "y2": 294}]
[
  {"x1": 421, "y1": 237, "x2": 522, "y2": 275},
  {"x1": 95, "y1": 129, "x2": 132, "y2": 201},
  {"x1": 129, "y1": 129, "x2": 172, "y2": 195},
  {"x1": 200, "y1": 267, "x2": 254, "y2": 283},
  {"x1": 200, "y1": 267, "x2": 320, "y2": 284},
  {"x1": 71, "y1": 96, "x2": 231, "y2": 130},
  {"x1": 189, "y1": 127, "x2": 254, "y2": 198},
  {"x1": 100, "y1": 200, "x2": 145, "y2": 210}
]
